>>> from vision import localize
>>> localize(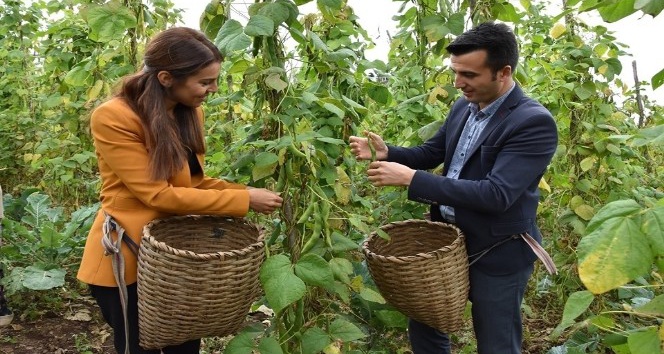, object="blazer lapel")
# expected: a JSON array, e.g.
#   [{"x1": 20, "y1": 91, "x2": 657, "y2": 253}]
[{"x1": 466, "y1": 85, "x2": 524, "y2": 159}]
